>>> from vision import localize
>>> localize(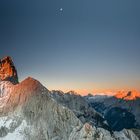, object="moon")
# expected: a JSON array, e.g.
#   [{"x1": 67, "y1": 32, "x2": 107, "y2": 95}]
[{"x1": 60, "y1": 8, "x2": 63, "y2": 11}]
